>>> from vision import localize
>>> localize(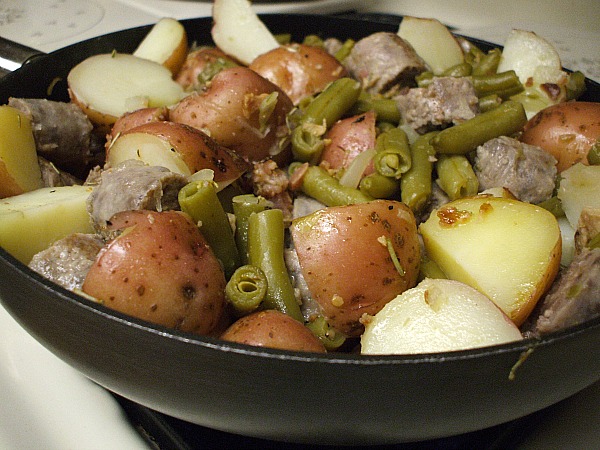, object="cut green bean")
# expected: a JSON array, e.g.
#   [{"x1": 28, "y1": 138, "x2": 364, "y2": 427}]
[
  {"x1": 400, "y1": 131, "x2": 438, "y2": 212},
  {"x1": 435, "y1": 154, "x2": 479, "y2": 200},
  {"x1": 334, "y1": 39, "x2": 355, "y2": 62},
  {"x1": 478, "y1": 94, "x2": 502, "y2": 112},
  {"x1": 418, "y1": 254, "x2": 447, "y2": 281},
  {"x1": 416, "y1": 71, "x2": 434, "y2": 88},
  {"x1": 232, "y1": 194, "x2": 273, "y2": 265},
  {"x1": 431, "y1": 100, "x2": 527, "y2": 155},
  {"x1": 471, "y1": 48, "x2": 501, "y2": 76},
  {"x1": 306, "y1": 316, "x2": 346, "y2": 351},
  {"x1": 296, "y1": 164, "x2": 374, "y2": 206},
  {"x1": 197, "y1": 57, "x2": 238, "y2": 87},
  {"x1": 566, "y1": 71, "x2": 587, "y2": 100},
  {"x1": 537, "y1": 196, "x2": 565, "y2": 217},
  {"x1": 359, "y1": 172, "x2": 399, "y2": 199},
  {"x1": 247, "y1": 209, "x2": 303, "y2": 321},
  {"x1": 471, "y1": 70, "x2": 524, "y2": 99},
  {"x1": 291, "y1": 77, "x2": 362, "y2": 163},
  {"x1": 178, "y1": 180, "x2": 240, "y2": 278},
  {"x1": 373, "y1": 127, "x2": 411, "y2": 178},
  {"x1": 351, "y1": 90, "x2": 401, "y2": 124},
  {"x1": 225, "y1": 265, "x2": 268, "y2": 316},
  {"x1": 302, "y1": 34, "x2": 324, "y2": 47},
  {"x1": 442, "y1": 62, "x2": 472, "y2": 78}
]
